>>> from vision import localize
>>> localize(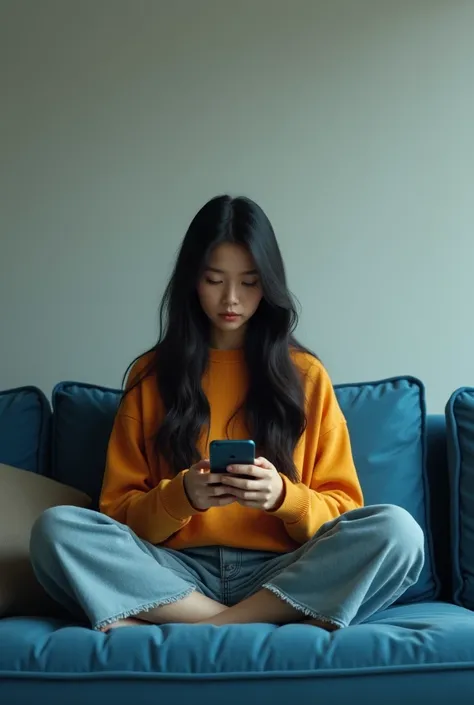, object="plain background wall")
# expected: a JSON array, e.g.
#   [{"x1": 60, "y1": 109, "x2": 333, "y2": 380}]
[{"x1": 1, "y1": 0, "x2": 473, "y2": 411}]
